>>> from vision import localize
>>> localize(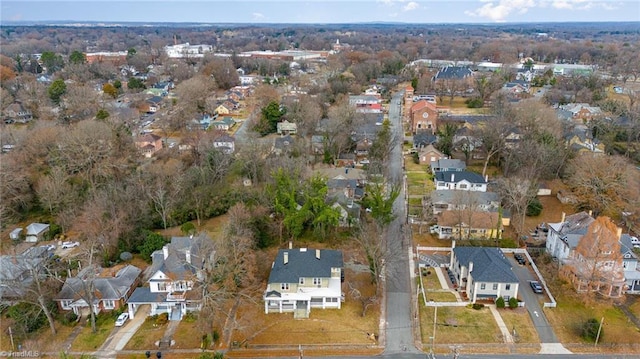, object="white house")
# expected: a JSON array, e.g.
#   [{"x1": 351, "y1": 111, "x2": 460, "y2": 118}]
[
  {"x1": 127, "y1": 235, "x2": 213, "y2": 321},
  {"x1": 25, "y1": 223, "x2": 50, "y2": 242},
  {"x1": 545, "y1": 212, "x2": 594, "y2": 262},
  {"x1": 450, "y1": 245, "x2": 519, "y2": 303},
  {"x1": 434, "y1": 171, "x2": 487, "y2": 192},
  {"x1": 213, "y1": 134, "x2": 236, "y2": 154},
  {"x1": 264, "y1": 248, "x2": 343, "y2": 318}
]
